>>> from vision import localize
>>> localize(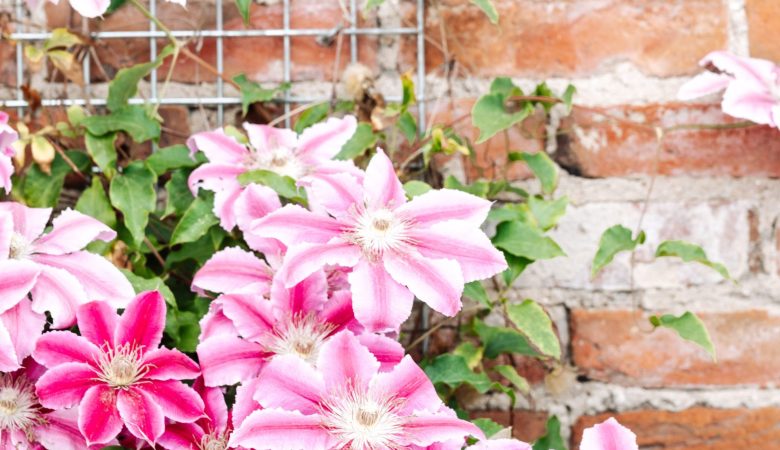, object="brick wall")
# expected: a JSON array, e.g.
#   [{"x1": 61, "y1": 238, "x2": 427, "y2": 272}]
[{"x1": 4, "y1": 0, "x2": 780, "y2": 447}]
